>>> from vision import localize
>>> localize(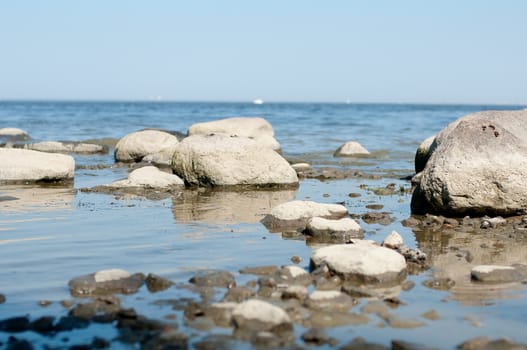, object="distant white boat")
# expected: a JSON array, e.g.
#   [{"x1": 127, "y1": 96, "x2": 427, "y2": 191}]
[{"x1": 253, "y1": 99, "x2": 264, "y2": 105}]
